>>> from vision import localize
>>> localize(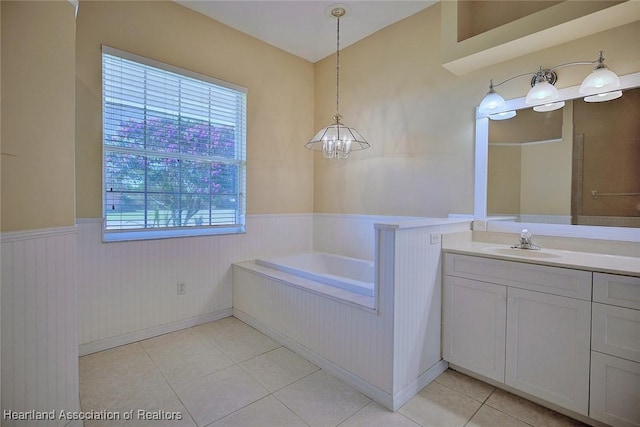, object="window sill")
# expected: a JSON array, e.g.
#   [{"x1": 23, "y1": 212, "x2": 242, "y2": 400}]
[{"x1": 102, "y1": 224, "x2": 245, "y2": 242}]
